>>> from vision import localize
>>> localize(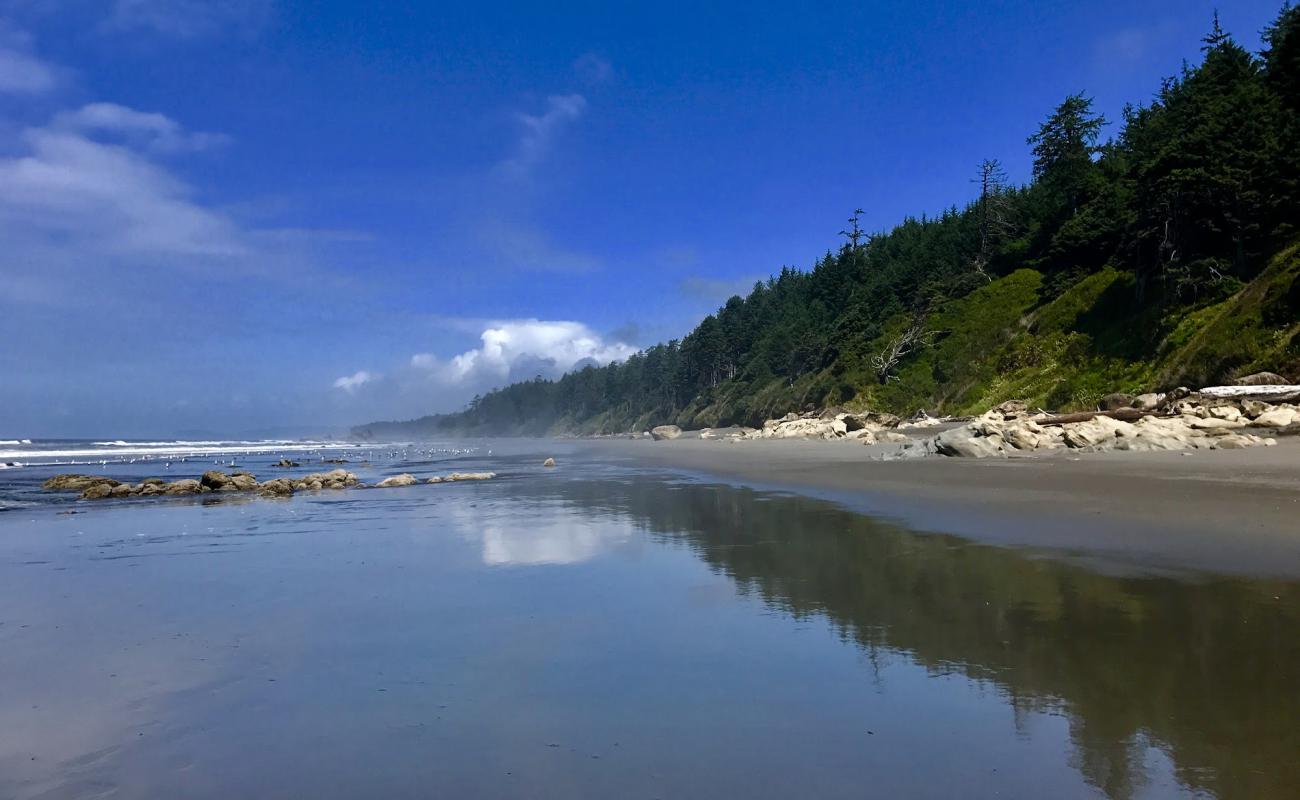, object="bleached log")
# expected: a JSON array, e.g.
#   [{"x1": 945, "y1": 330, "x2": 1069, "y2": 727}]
[{"x1": 1196, "y1": 385, "x2": 1300, "y2": 403}]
